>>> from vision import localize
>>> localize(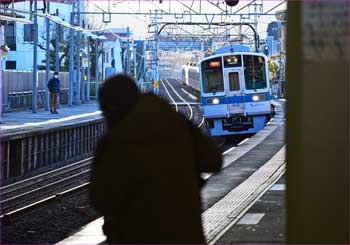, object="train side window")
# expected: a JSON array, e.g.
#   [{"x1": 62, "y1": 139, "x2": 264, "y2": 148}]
[{"x1": 229, "y1": 72, "x2": 240, "y2": 91}]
